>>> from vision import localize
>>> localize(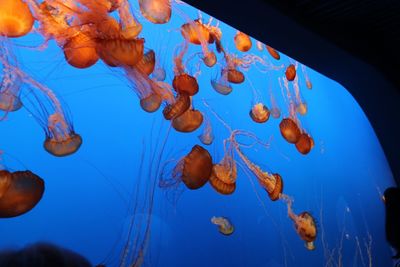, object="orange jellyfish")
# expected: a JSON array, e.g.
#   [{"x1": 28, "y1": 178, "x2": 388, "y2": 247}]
[
  {"x1": 301, "y1": 64, "x2": 313, "y2": 89},
  {"x1": 0, "y1": 69, "x2": 22, "y2": 112},
  {"x1": 198, "y1": 115, "x2": 214, "y2": 145},
  {"x1": 211, "y1": 71, "x2": 233, "y2": 95},
  {"x1": 266, "y1": 45, "x2": 280, "y2": 60},
  {"x1": 172, "y1": 145, "x2": 213, "y2": 190},
  {"x1": 0, "y1": 0, "x2": 34, "y2": 38},
  {"x1": 234, "y1": 31, "x2": 252, "y2": 52},
  {"x1": 0, "y1": 169, "x2": 44, "y2": 218},
  {"x1": 226, "y1": 68, "x2": 245, "y2": 84},
  {"x1": 139, "y1": 0, "x2": 171, "y2": 24},
  {"x1": 172, "y1": 108, "x2": 203, "y2": 133},
  {"x1": 63, "y1": 32, "x2": 99, "y2": 69},
  {"x1": 163, "y1": 93, "x2": 191, "y2": 120},
  {"x1": 285, "y1": 197, "x2": 317, "y2": 250},
  {"x1": 279, "y1": 118, "x2": 301, "y2": 144},
  {"x1": 136, "y1": 49, "x2": 156, "y2": 76},
  {"x1": 250, "y1": 103, "x2": 270, "y2": 123},
  {"x1": 180, "y1": 18, "x2": 217, "y2": 67},
  {"x1": 211, "y1": 216, "x2": 234, "y2": 235},
  {"x1": 295, "y1": 133, "x2": 314, "y2": 155},
  {"x1": 285, "y1": 64, "x2": 297, "y2": 81},
  {"x1": 209, "y1": 141, "x2": 237, "y2": 195}
]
